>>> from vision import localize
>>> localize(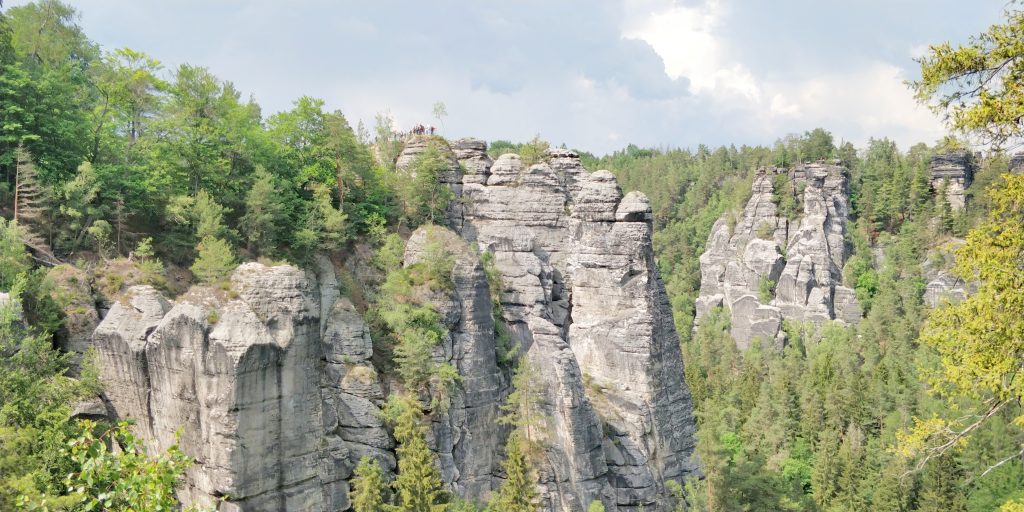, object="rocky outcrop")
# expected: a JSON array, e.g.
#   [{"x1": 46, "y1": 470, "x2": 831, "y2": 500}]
[
  {"x1": 91, "y1": 137, "x2": 696, "y2": 512},
  {"x1": 452, "y1": 138, "x2": 493, "y2": 176},
  {"x1": 1011, "y1": 152, "x2": 1024, "y2": 174},
  {"x1": 47, "y1": 264, "x2": 100, "y2": 366},
  {"x1": 922, "y1": 240, "x2": 973, "y2": 308},
  {"x1": 403, "y1": 226, "x2": 504, "y2": 498},
  {"x1": 695, "y1": 164, "x2": 861, "y2": 348},
  {"x1": 94, "y1": 263, "x2": 389, "y2": 511},
  {"x1": 929, "y1": 152, "x2": 974, "y2": 210},
  {"x1": 450, "y1": 143, "x2": 697, "y2": 510}
]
